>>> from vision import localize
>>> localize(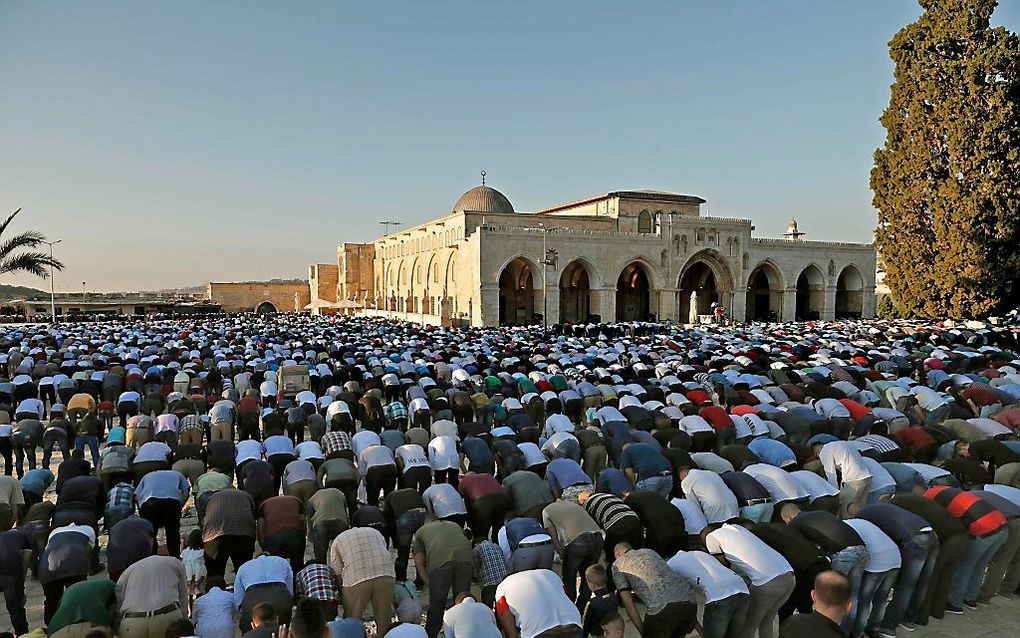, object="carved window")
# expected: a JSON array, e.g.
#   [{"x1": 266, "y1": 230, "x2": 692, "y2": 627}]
[{"x1": 638, "y1": 210, "x2": 652, "y2": 234}]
